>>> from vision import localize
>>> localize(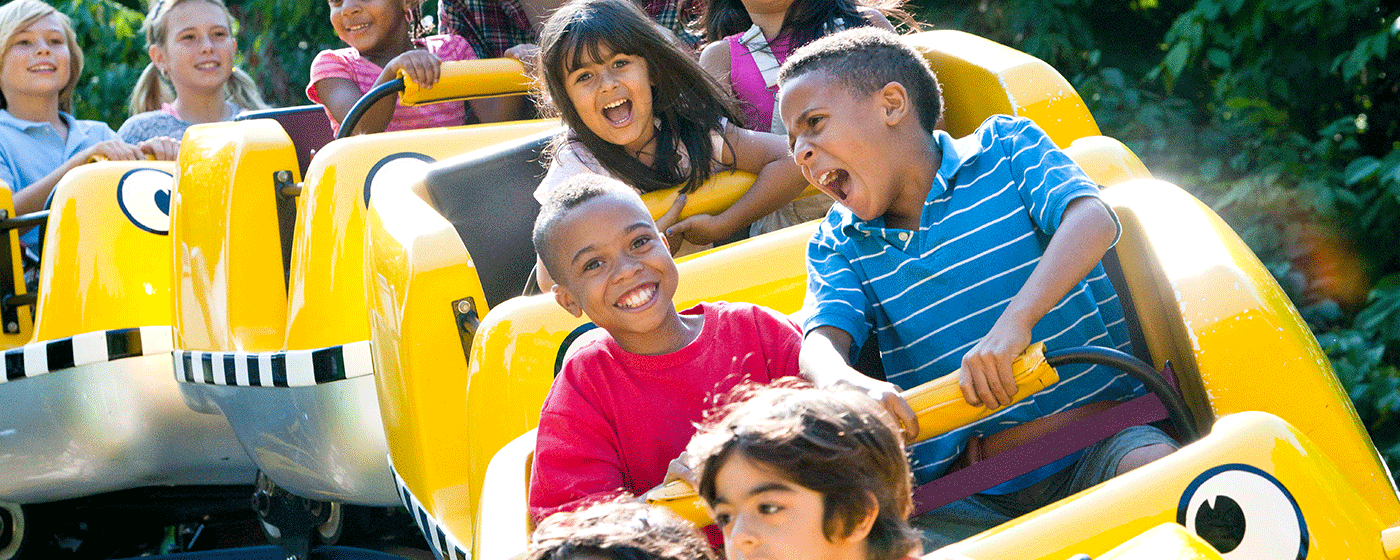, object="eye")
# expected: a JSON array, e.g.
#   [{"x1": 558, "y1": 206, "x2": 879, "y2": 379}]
[
  {"x1": 180, "y1": 33, "x2": 196, "y2": 41},
  {"x1": 757, "y1": 503, "x2": 783, "y2": 515},
  {"x1": 1176, "y1": 464, "x2": 1307, "y2": 560},
  {"x1": 806, "y1": 115, "x2": 824, "y2": 129},
  {"x1": 581, "y1": 258, "x2": 603, "y2": 273},
  {"x1": 612, "y1": 57, "x2": 630, "y2": 69},
  {"x1": 712, "y1": 512, "x2": 732, "y2": 527},
  {"x1": 630, "y1": 234, "x2": 651, "y2": 250},
  {"x1": 573, "y1": 71, "x2": 593, "y2": 84},
  {"x1": 117, "y1": 168, "x2": 175, "y2": 235}
]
